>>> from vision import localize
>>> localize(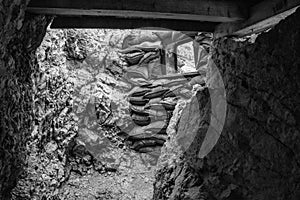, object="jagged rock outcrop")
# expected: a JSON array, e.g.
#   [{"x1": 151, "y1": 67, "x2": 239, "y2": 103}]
[
  {"x1": 0, "y1": 1, "x2": 51, "y2": 199},
  {"x1": 11, "y1": 28, "x2": 130, "y2": 199},
  {"x1": 153, "y1": 8, "x2": 300, "y2": 200}
]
